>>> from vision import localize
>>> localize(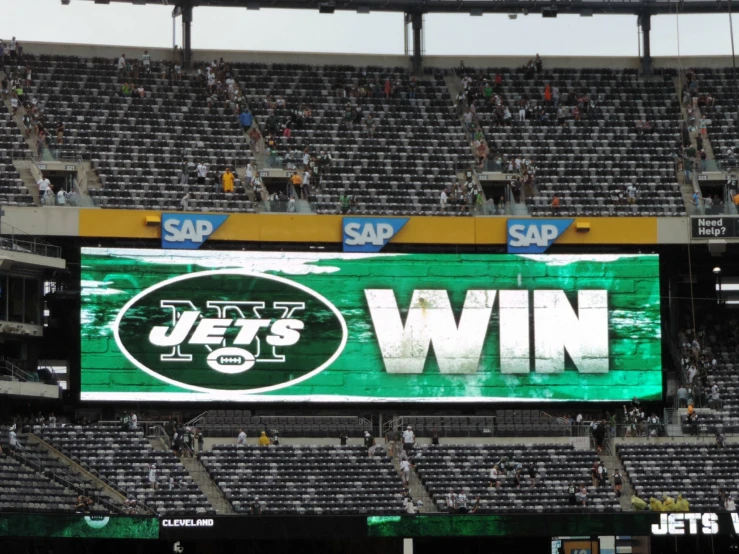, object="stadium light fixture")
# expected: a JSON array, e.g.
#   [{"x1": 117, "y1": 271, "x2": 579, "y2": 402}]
[
  {"x1": 542, "y1": 7, "x2": 558, "y2": 18},
  {"x1": 357, "y1": 5, "x2": 371, "y2": 13},
  {"x1": 580, "y1": 9, "x2": 593, "y2": 16},
  {"x1": 319, "y1": 2, "x2": 336, "y2": 13},
  {"x1": 714, "y1": 267, "x2": 722, "y2": 275},
  {"x1": 246, "y1": 1, "x2": 260, "y2": 9},
  {"x1": 470, "y1": 8, "x2": 484, "y2": 15},
  {"x1": 508, "y1": 13, "x2": 518, "y2": 19},
  {"x1": 94, "y1": 0, "x2": 111, "y2": 4},
  {"x1": 132, "y1": 0, "x2": 147, "y2": 4},
  {"x1": 61, "y1": 0, "x2": 71, "y2": 5}
]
